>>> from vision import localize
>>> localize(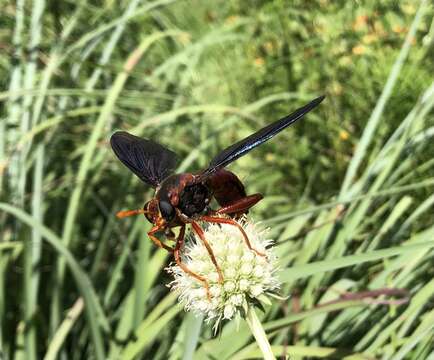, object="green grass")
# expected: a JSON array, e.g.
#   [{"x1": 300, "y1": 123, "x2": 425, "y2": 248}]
[{"x1": 1, "y1": 0, "x2": 433, "y2": 359}]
